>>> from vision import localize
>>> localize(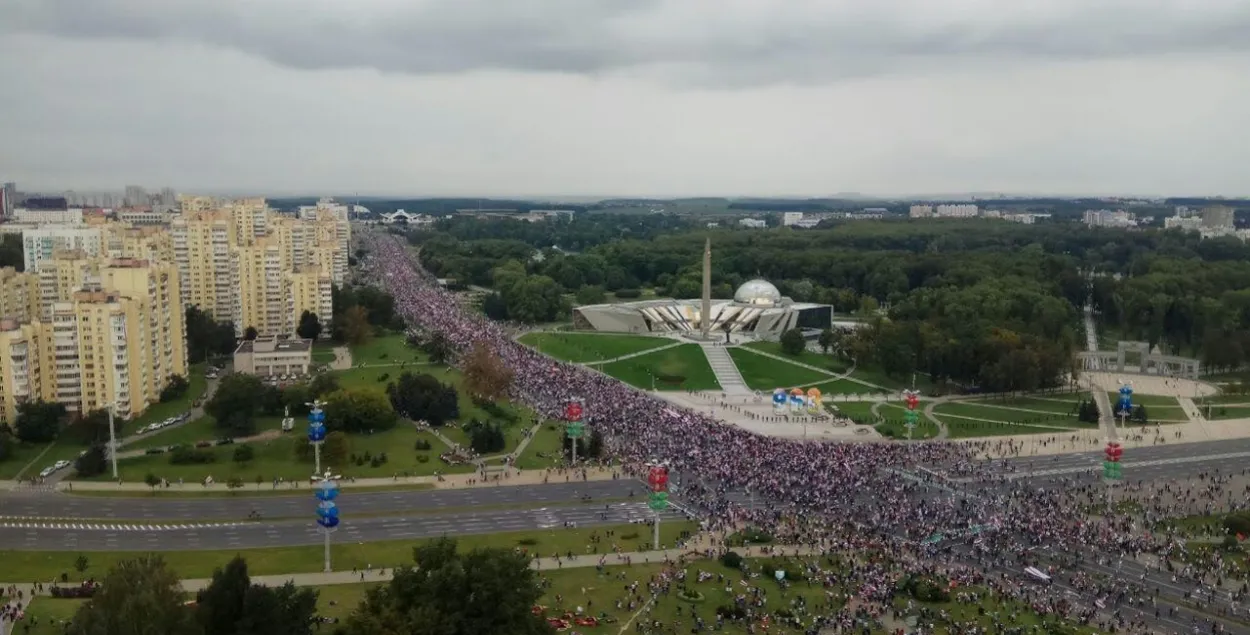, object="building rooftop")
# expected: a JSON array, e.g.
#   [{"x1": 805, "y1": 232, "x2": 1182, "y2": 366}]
[{"x1": 235, "y1": 335, "x2": 313, "y2": 354}]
